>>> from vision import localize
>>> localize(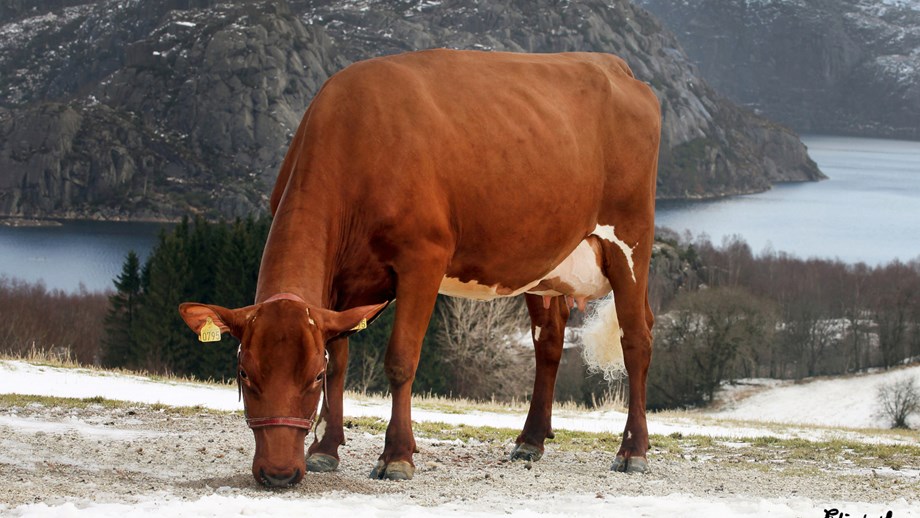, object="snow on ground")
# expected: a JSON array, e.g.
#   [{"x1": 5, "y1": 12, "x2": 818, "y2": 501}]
[
  {"x1": 2, "y1": 359, "x2": 918, "y2": 517},
  {"x1": 0, "y1": 415, "x2": 164, "y2": 440},
  {"x1": 0, "y1": 361, "x2": 920, "y2": 518},
  {"x1": 708, "y1": 364, "x2": 920, "y2": 429},
  {"x1": 8, "y1": 492, "x2": 915, "y2": 518}
]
